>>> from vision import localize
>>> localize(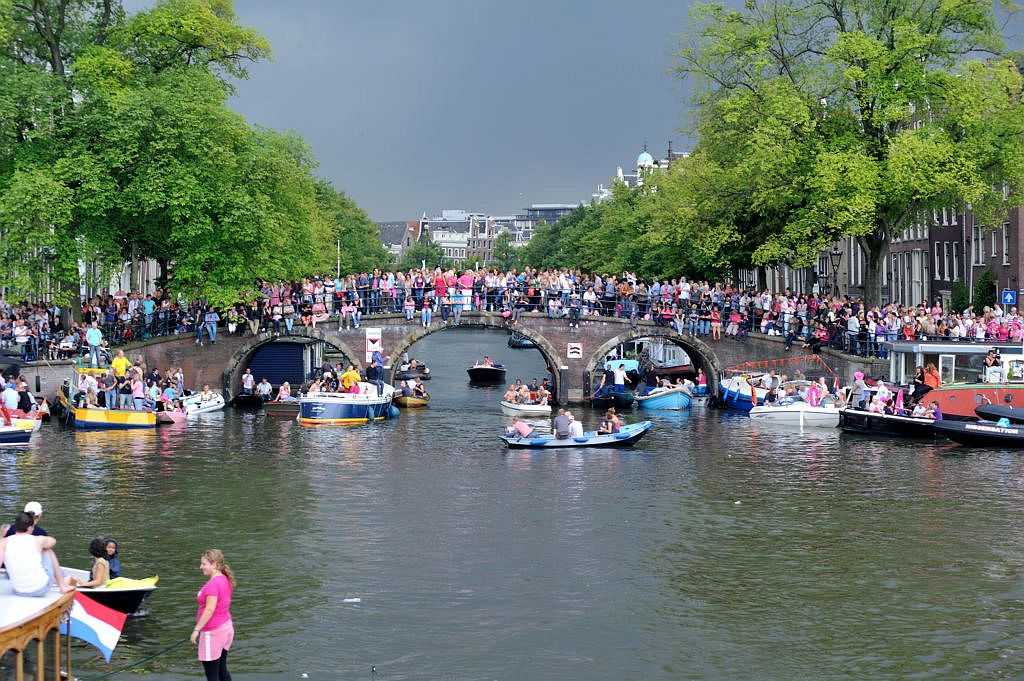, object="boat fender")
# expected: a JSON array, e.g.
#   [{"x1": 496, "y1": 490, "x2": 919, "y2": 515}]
[
  {"x1": 614, "y1": 432, "x2": 631, "y2": 439},
  {"x1": 387, "y1": 405, "x2": 400, "y2": 419},
  {"x1": 573, "y1": 437, "x2": 589, "y2": 443},
  {"x1": 529, "y1": 440, "x2": 548, "y2": 446}
]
